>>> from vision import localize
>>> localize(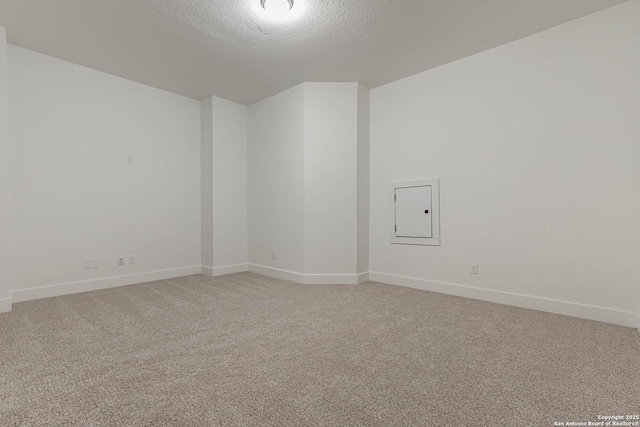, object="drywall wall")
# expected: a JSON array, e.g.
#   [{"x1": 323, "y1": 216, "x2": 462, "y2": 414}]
[
  {"x1": 0, "y1": 27, "x2": 11, "y2": 310},
  {"x1": 248, "y1": 83, "x2": 369, "y2": 283},
  {"x1": 201, "y1": 96, "x2": 248, "y2": 275},
  {"x1": 212, "y1": 96, "x2": 248, "y2": 272},
  {"x1": 201, "y1": 97, "x2": 214, "y2": 272},
  {"x1": 370, "y1": 1, "x2": 640, "y2": 326},
  {"x1": 8, "y1": 45, "x2": 201, "y2": 298},
  {"x1": 637, "y1": 251, "x2": 640, "y2": 333},
  {"x1": 637, "y1": 295, "x2": 640, "y2": 334},
  {"x1": 213, "y1": 96, "x2": 248, "y2": 272},
  {"x1": 248, "y1": 85, "x2": 305, "y2": 275},
  {"x1": 303, "y1": 83, "x2": 359, "y2": 277},
  {"x1": 357, "y1": 84, "x2": 370, "y2": 277}
]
